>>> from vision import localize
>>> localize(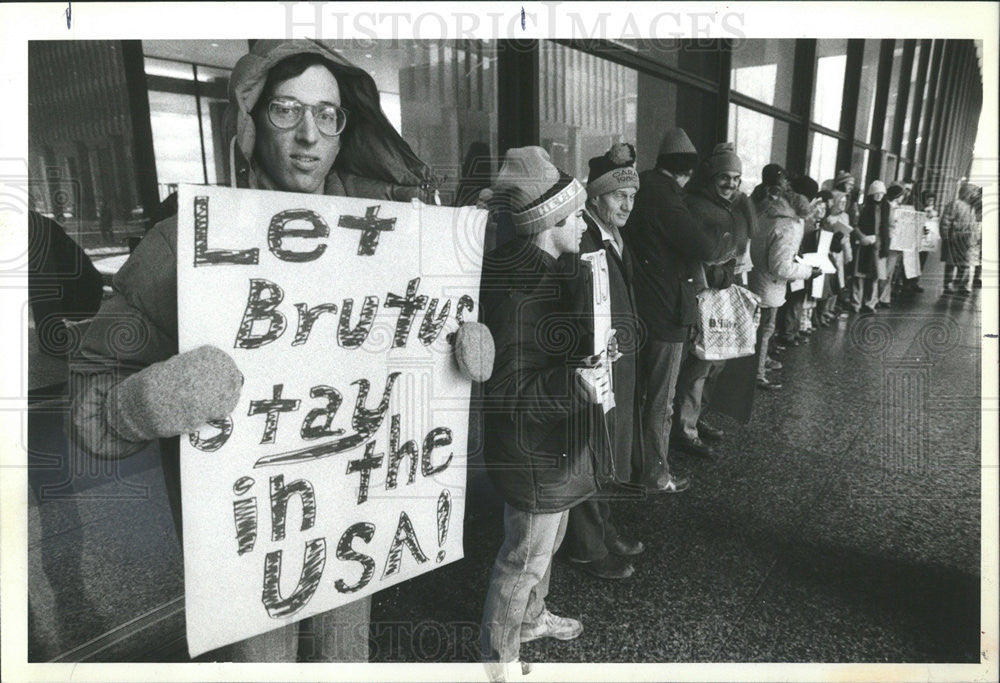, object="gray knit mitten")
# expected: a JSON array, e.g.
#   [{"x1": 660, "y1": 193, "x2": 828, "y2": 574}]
[
  {"x1": 454, "y1": 321, "x2": 495, "y2": 382},
  {"x1": 108, "y1": 345, "x2": 243, "y2": 442}
]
